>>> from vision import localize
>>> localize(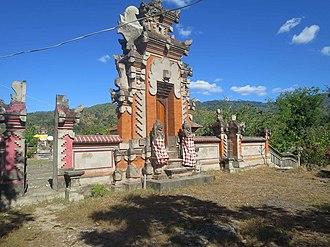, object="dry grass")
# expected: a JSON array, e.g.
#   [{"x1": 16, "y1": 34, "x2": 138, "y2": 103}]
[{"x1": 1, "y1": 167, "x2": 329, "y2": 246}]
